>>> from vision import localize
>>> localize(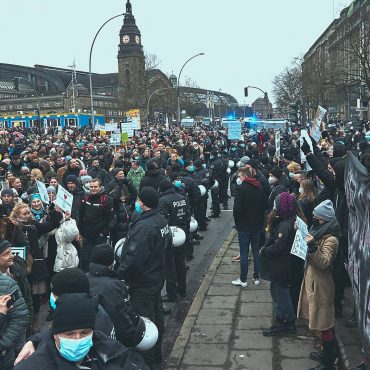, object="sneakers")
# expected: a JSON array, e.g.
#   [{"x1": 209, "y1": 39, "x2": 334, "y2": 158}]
[
  {"x1": 253, "y1": 278, "x2": 261, "y2": 286},
  {"x1": 231, "y1": 278, "x2": 248, "y2": 287}
]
